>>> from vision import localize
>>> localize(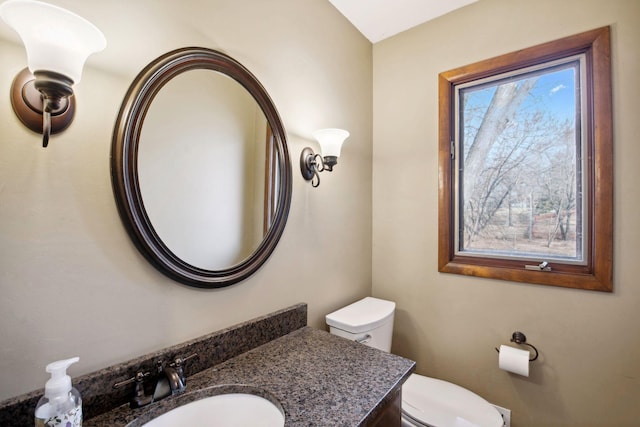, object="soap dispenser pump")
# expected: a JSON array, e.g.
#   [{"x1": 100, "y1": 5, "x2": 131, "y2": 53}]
[{"x1": 35, "y1": 357, "x2": 82, "y2": 427}]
